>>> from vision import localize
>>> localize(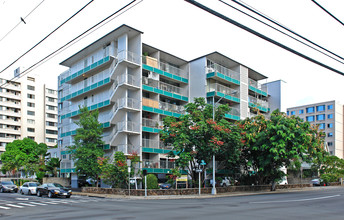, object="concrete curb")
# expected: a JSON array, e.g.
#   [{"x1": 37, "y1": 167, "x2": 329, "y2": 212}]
[{"x1": 73, "y1": 186, "x2": 338, "y2": 200}]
